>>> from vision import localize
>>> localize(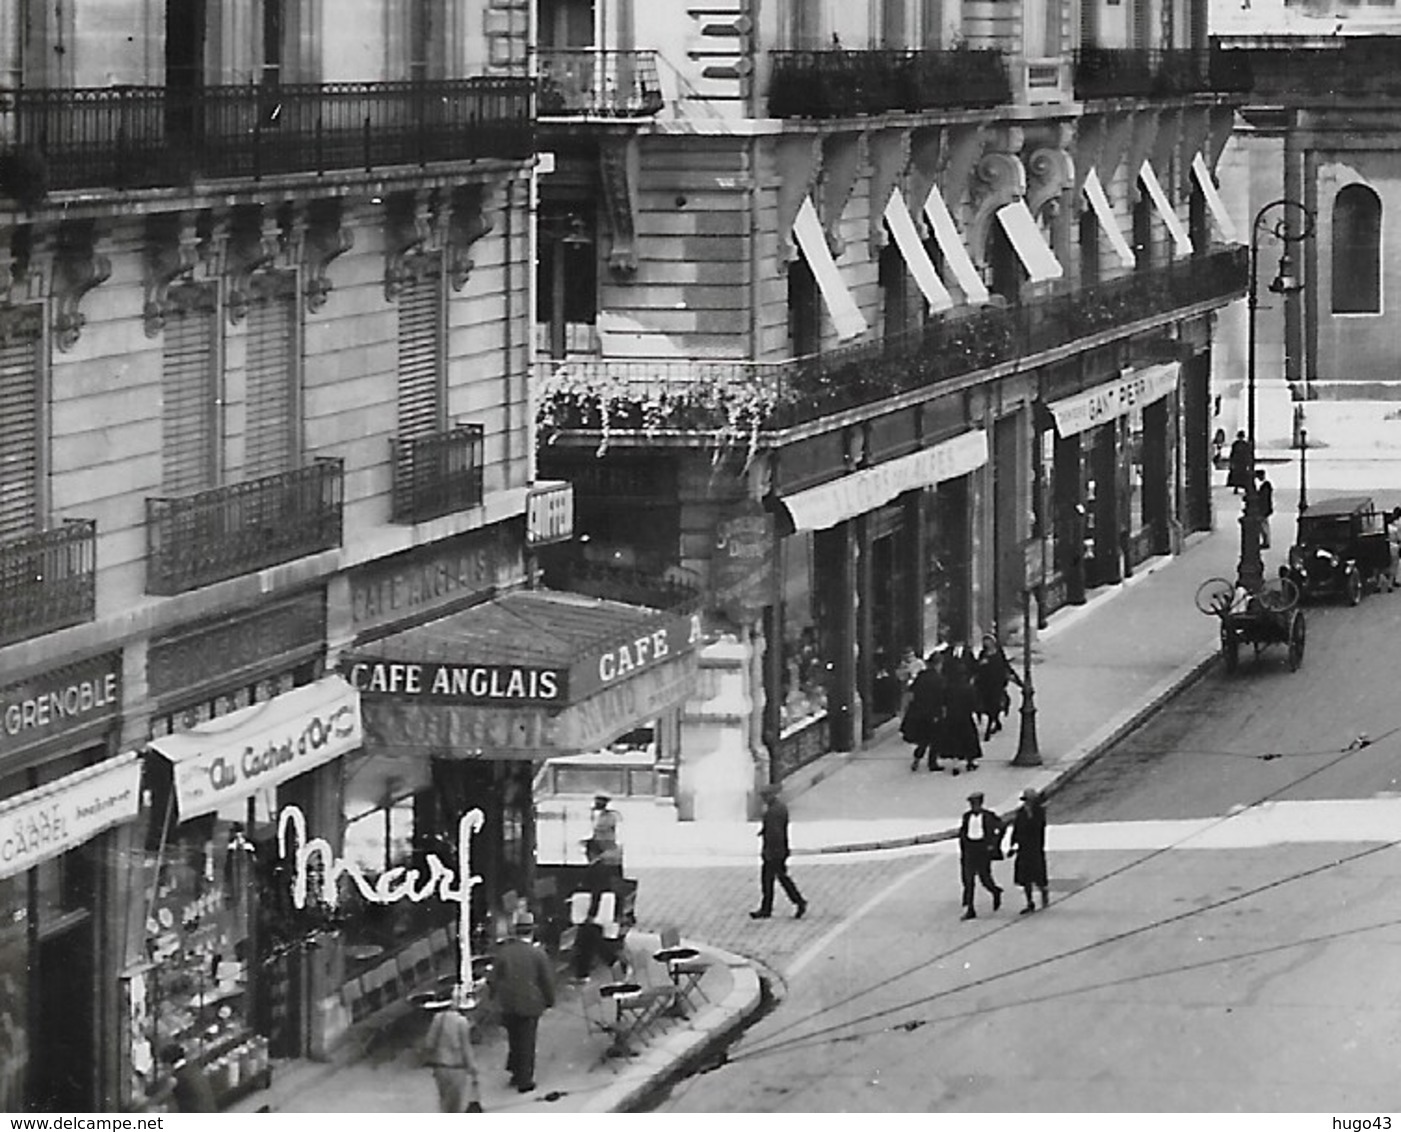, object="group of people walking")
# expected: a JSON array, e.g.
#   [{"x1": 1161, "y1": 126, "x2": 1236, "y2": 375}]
[
  {"x1": 900, "y1": 635, "x2": 1023, "y2": 775},
  {"x1": 958, "y1": 788, "x2": 1050, "y2": 920}
]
